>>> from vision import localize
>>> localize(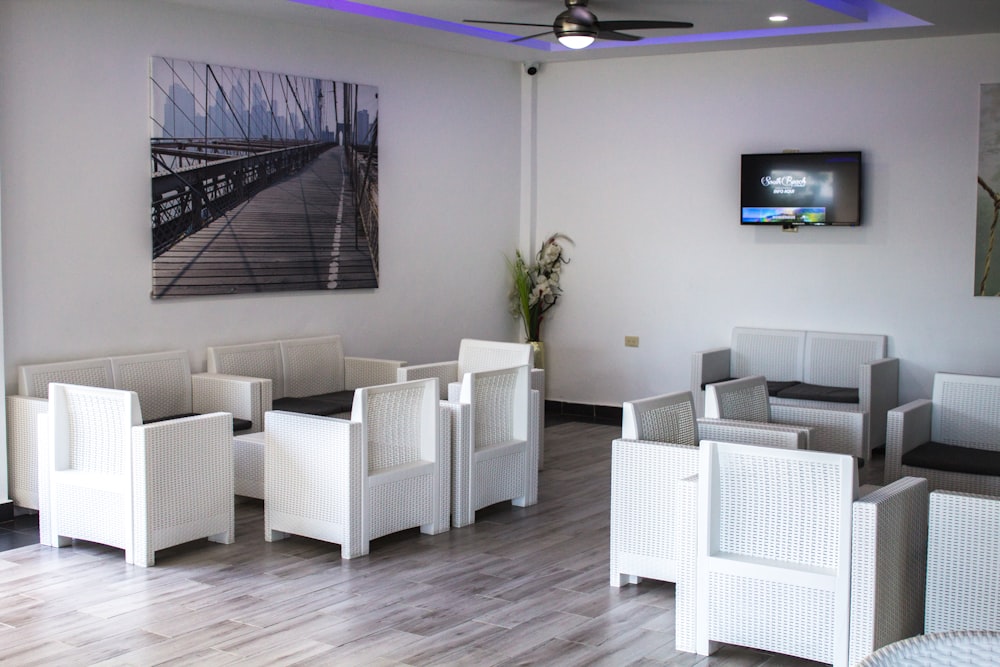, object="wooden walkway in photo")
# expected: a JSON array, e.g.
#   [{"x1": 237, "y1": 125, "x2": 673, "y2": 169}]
[{"x1": 152, "y1": 145, "x2": 377, "y2": 299}]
